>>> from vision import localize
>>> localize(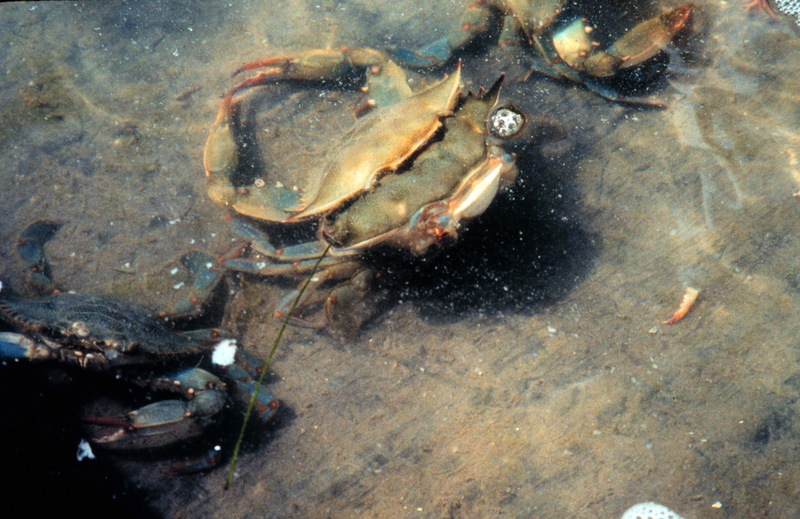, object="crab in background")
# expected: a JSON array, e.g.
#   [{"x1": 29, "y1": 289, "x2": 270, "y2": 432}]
[{"x1": 388, "y1": 0, "x2": 694, "y2": 106}]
